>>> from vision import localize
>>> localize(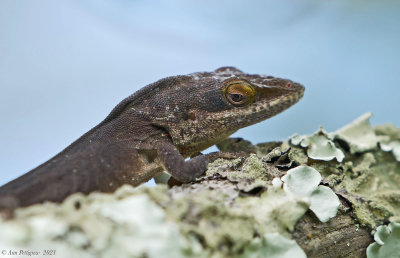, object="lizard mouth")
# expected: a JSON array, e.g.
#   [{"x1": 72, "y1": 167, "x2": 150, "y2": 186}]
[{"x1": 254, "y1": 81, "x2": 304, "y2": 100}]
